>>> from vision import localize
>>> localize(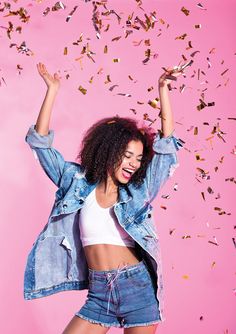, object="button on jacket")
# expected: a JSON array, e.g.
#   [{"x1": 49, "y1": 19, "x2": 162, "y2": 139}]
[{"x1": 24, "y1": 125, "x2": 184, "y2": 322}]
